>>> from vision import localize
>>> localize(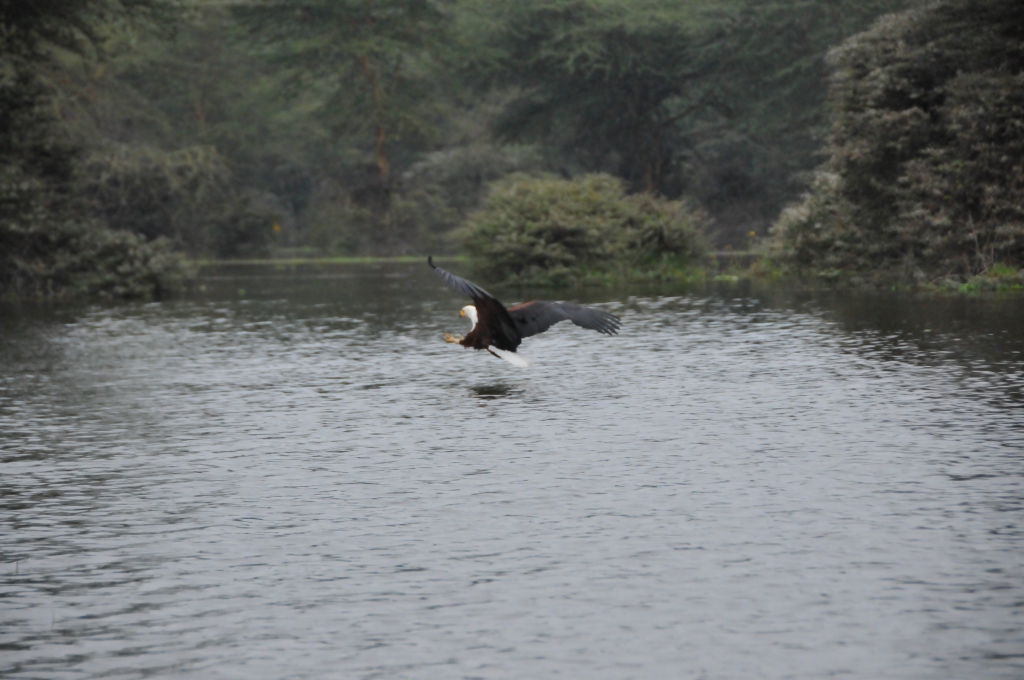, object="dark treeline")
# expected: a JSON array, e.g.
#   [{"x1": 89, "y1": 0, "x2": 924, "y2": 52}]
[
  {"x1": 773, "y1": 0, "x2": 1024, "y2": 286},
  {"x1": 3, "y1": 0, "x2": 1020, "y2": 296}
]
